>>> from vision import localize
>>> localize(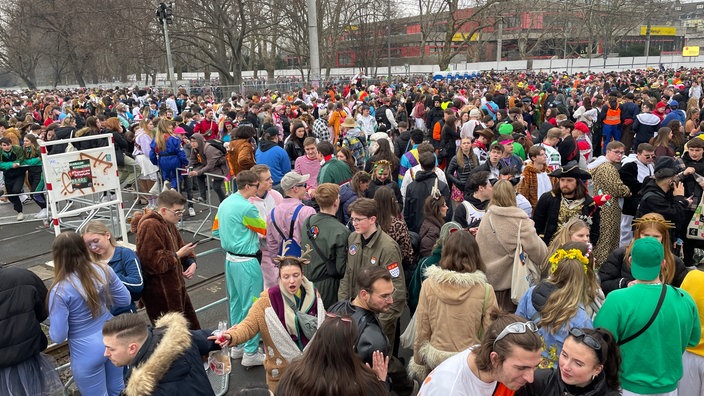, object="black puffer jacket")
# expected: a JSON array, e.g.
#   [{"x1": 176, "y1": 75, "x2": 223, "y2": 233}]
[
  {"x1": 403, "y1": 170, "x2": 453, "y2": 233},
  {"x1": 516, "y1": 369, "x2": 620, "y2": 396},
  {"x1": 0, "y1": 268, "x2": 48, "y2": 368},
  {"x1": 597, "y1": 247, "x2": 688, "y2": 296}
]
